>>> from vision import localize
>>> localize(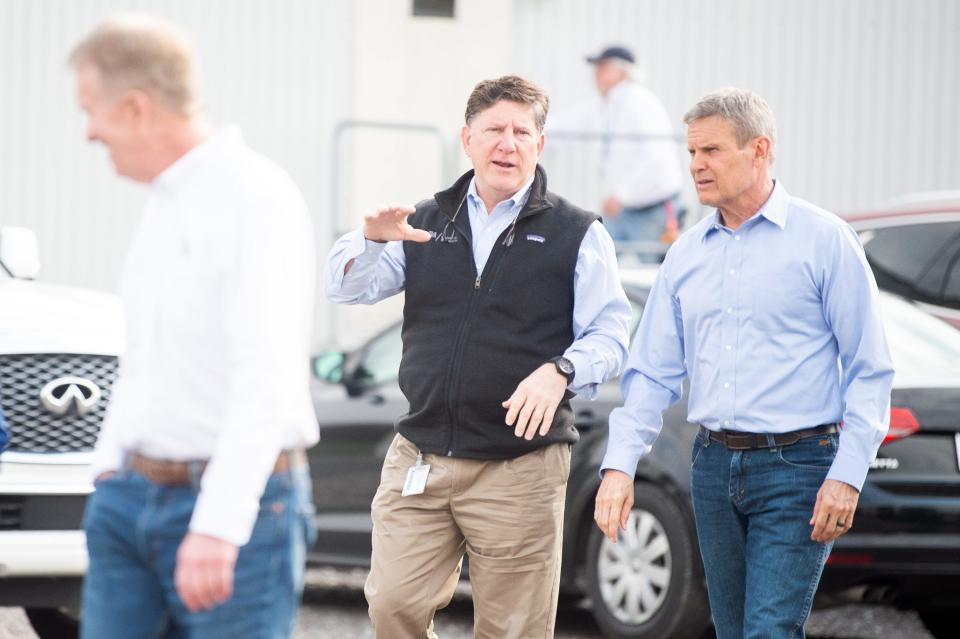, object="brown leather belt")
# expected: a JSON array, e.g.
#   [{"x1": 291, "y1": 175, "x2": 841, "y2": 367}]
[
  {"x1": 699, "y1": 423, "x2": 840, "y2": 451},
  {"x1": 128, "y1": 450, "x2": 306, "y2": 486}
]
